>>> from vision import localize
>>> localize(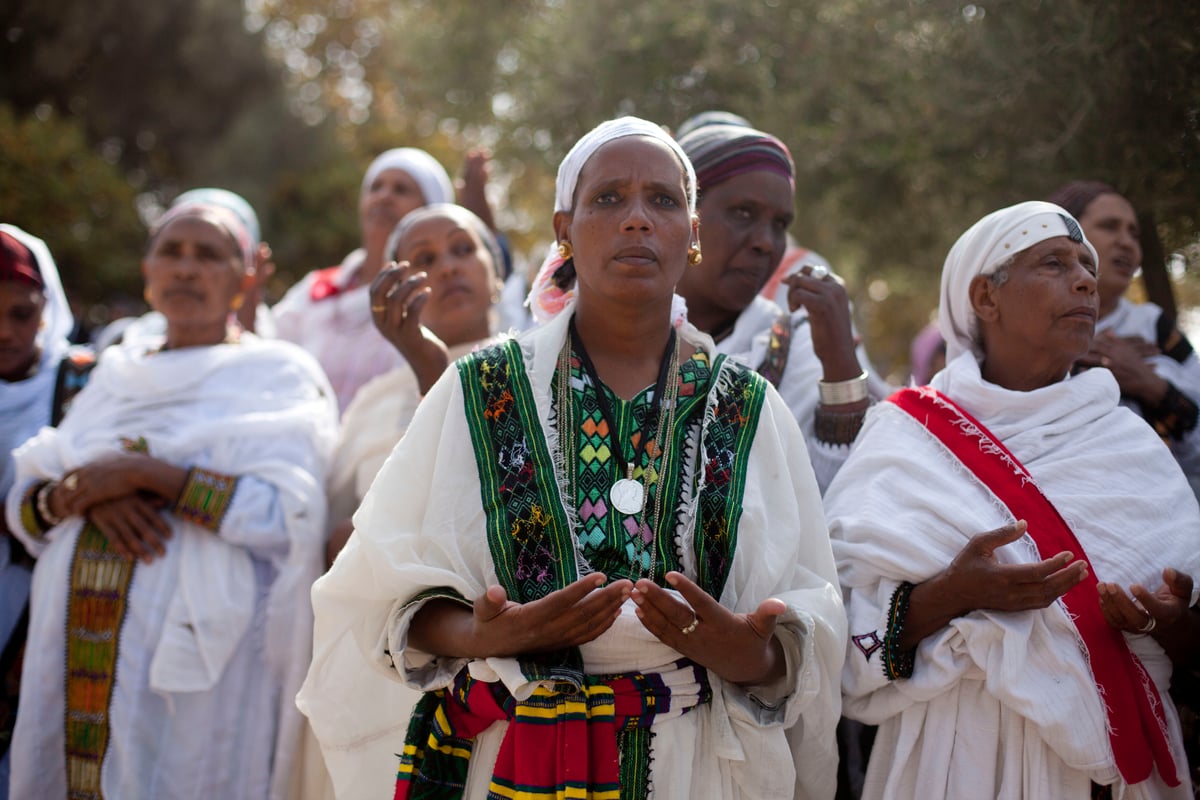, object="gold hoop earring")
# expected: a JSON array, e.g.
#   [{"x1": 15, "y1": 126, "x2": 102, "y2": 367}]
[
  {"x1": 687, "y1": 244, "x2": 703, "y2": 266},
  {"x1": 230, "y1": 293, "x2": 245, "y2": 312},
  {"x1": 557, "y1": 241, "x2": 573, "y2": 260}
]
